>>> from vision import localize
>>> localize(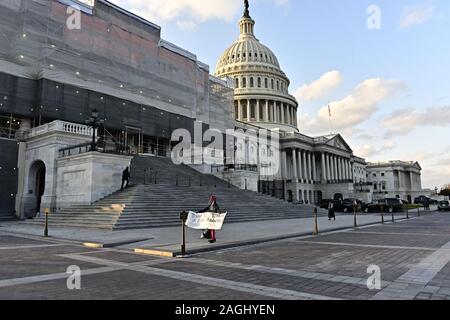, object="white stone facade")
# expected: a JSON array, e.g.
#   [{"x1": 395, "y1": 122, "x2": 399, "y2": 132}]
[
  {"x1": 366, "y1": 161, "x2": 424, "y2": 202},
  {"x1": 18, "y1": 120, "x2": 131, "y2": 218}
]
